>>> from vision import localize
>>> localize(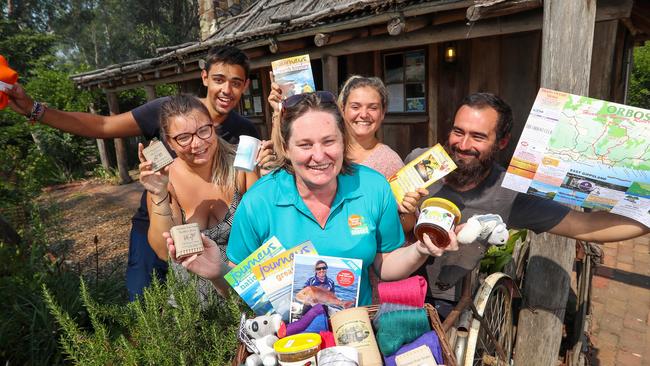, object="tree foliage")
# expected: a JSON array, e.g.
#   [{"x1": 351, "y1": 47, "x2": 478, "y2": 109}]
[{"x1": 628, "y1": 42, "x2": 650, "y2": 109}]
